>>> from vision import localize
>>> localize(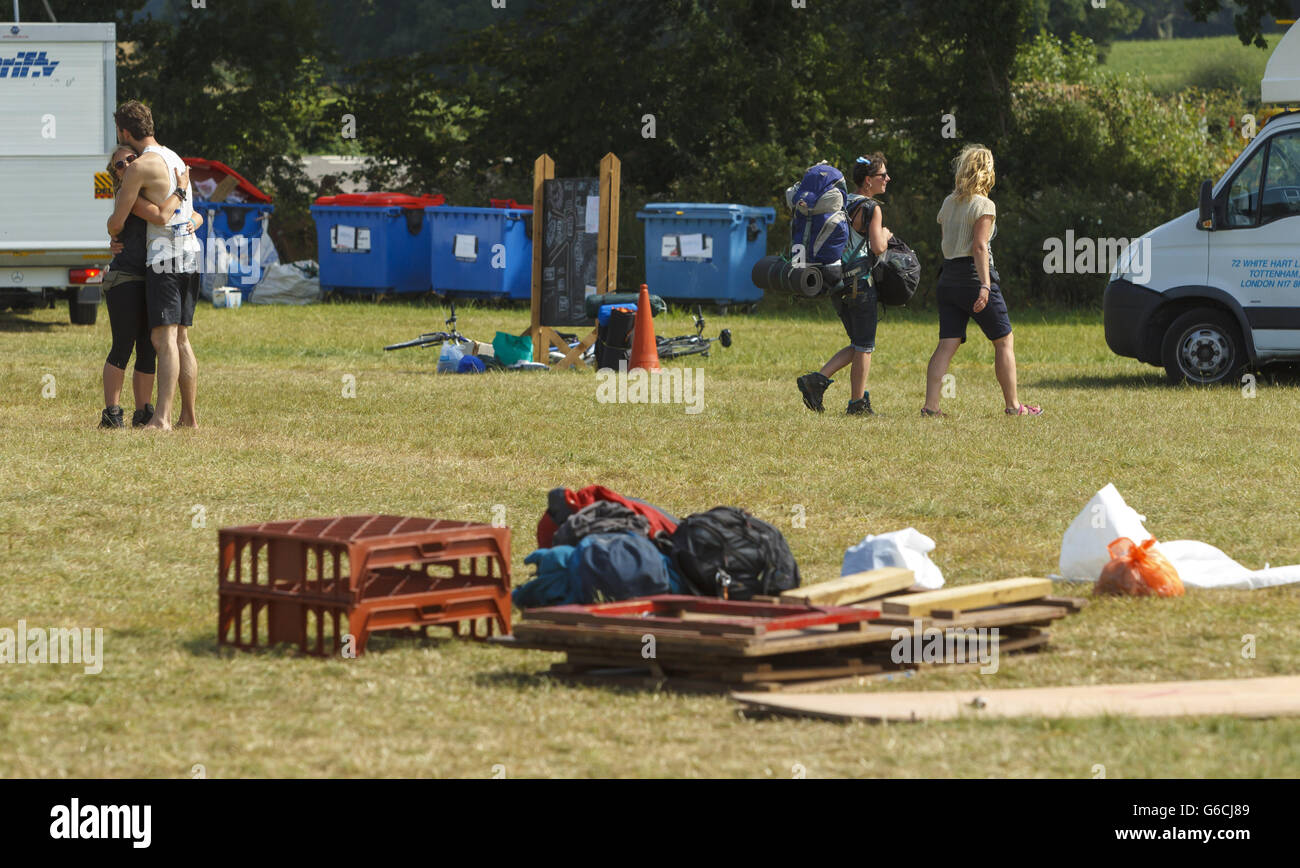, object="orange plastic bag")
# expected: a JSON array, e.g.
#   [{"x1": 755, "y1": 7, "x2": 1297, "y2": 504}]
[{"x1": 1095, "y1": 537, "x2": 1185, "y2": 597}]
